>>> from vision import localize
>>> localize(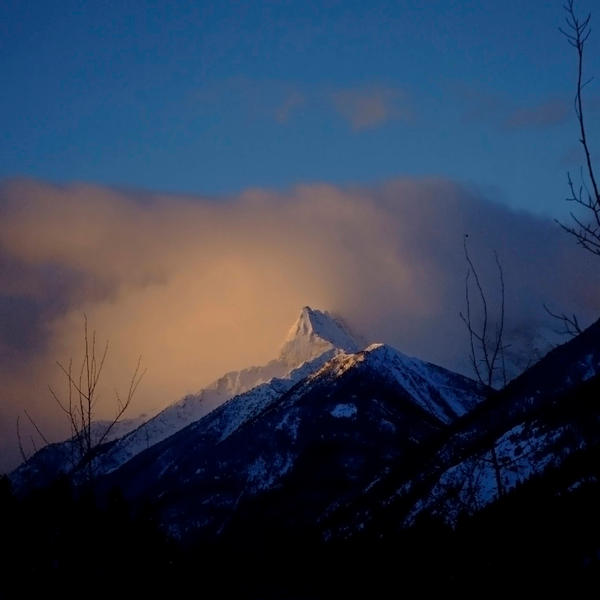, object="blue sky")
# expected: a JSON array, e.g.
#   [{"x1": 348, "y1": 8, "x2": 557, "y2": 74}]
[{"x1": 1, "y1": 0, "x2": 599, "y2": 216}]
